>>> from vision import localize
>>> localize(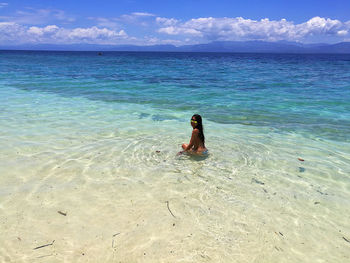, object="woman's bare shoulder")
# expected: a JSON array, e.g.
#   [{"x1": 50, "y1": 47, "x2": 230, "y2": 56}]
[{"x1": 192, "y1": 128, "x2": 200, "y2": 134}]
